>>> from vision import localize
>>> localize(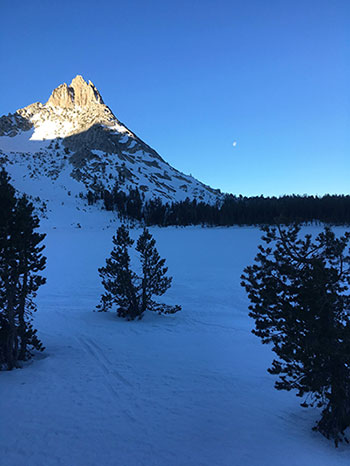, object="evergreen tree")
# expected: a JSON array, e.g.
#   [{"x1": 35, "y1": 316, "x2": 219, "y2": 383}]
[
  {"x1": 97, "y1": 225, "x2": 140, "y2": 319},
  {"x1": 0, "y1": 169, "x2": 46, "y2": 370},
  {"x1": 0, "y1": 169, "x2": 17, "y2": 369},
  {"x1": 241, "y1": 223, "x2": 350, "y2": 445},
  {"x1": 13, "y1": 195, "x2": 46, "y2": 360},
  {"x1": 97, "y1": 225, "x2": 181, "y2": 320},
  {"x1": 136, "y1": 228, "x2": 181, "y2": 315}
]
